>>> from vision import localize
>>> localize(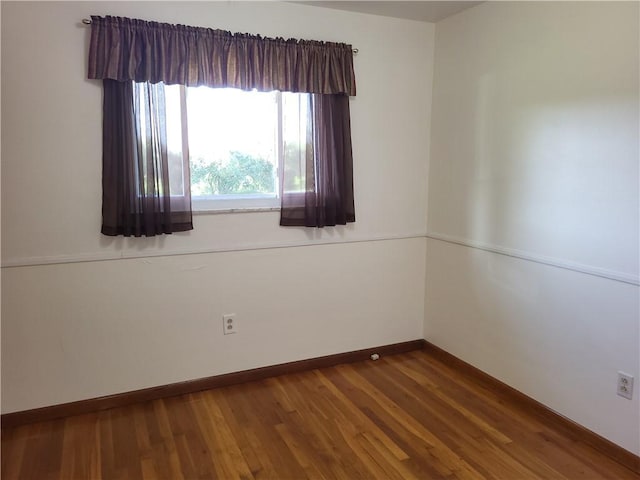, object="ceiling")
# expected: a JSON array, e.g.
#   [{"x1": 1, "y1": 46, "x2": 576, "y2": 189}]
[{"x1": 292, "y1": 1, "x2": 484, "y2": 23}]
